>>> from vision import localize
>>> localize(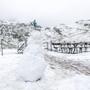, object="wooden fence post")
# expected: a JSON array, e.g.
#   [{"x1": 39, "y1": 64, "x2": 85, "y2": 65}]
[
  {"x1": 46, "y1": 42, "x2": 48, "y2": 50},
  {"x1": 1, "y1": 39, "x2": 3, "y2": 56},
  {"x1": 50, "y1": 41, "x2": 52, "y2": 51}
]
